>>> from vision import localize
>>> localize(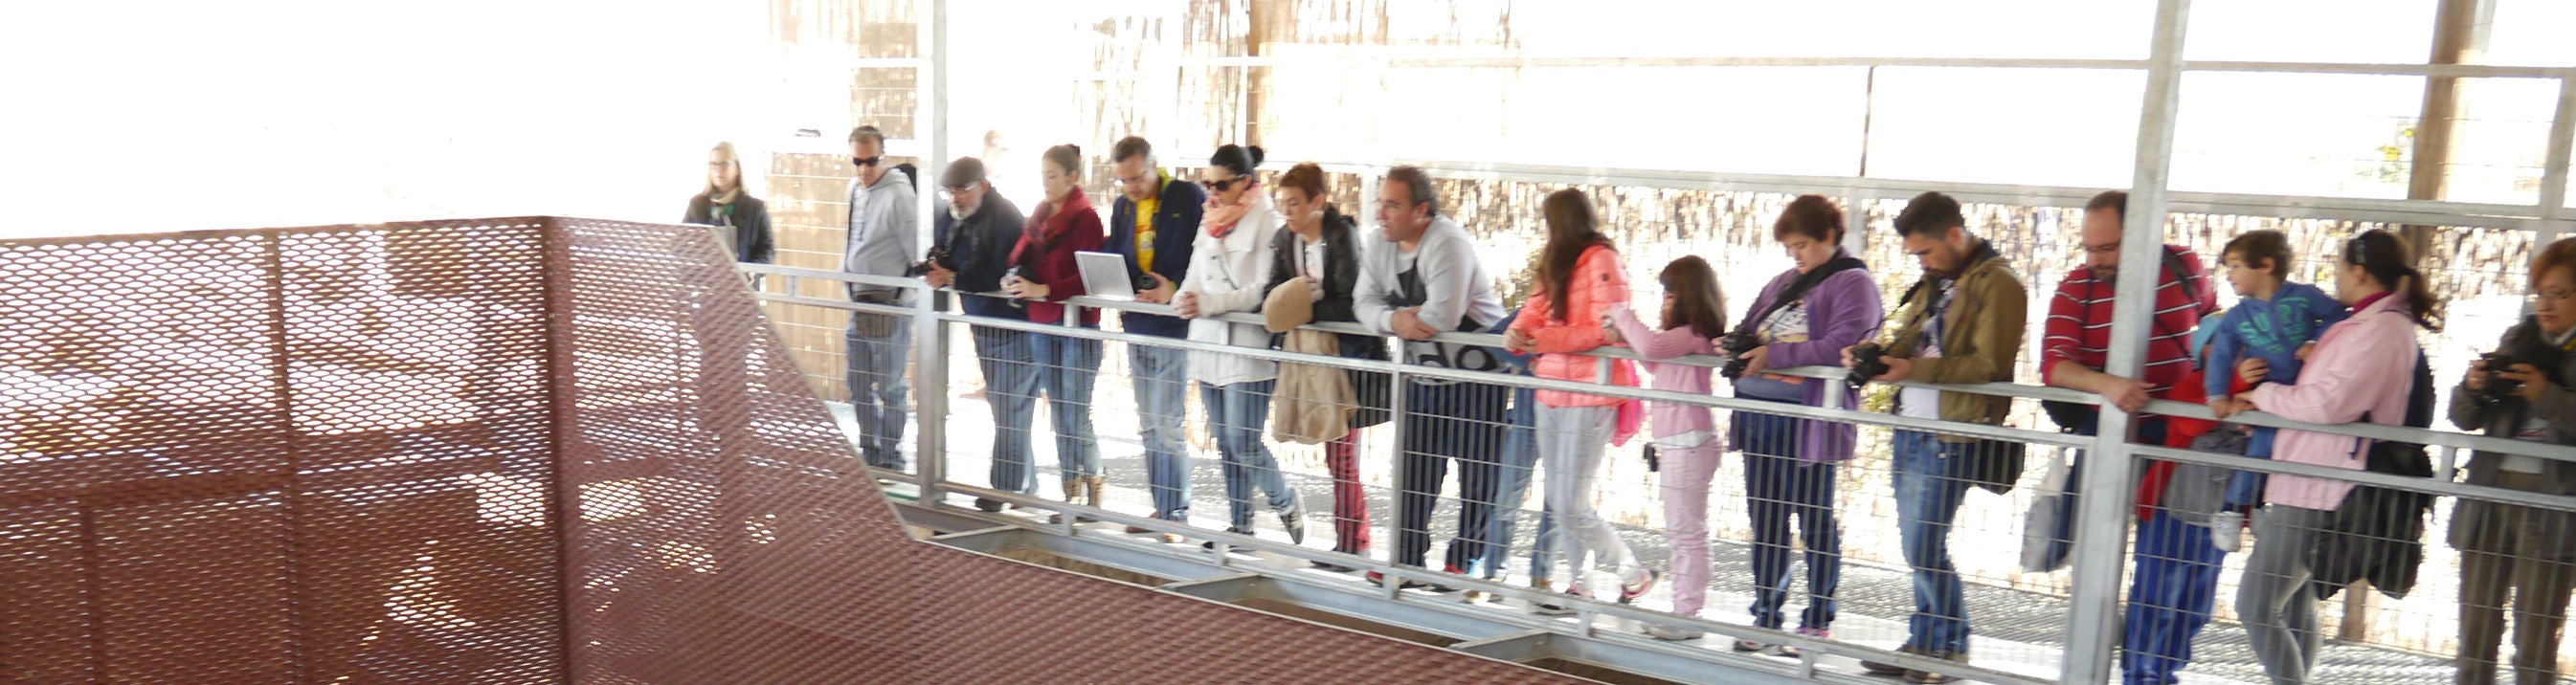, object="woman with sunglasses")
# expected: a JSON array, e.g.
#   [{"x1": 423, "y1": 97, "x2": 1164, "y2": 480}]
[{"x1": 1176, "y1": 144, "x2": 1307, "y2": 545}]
